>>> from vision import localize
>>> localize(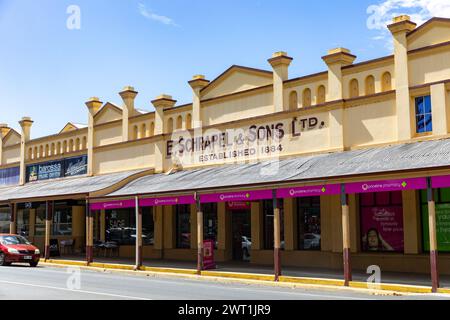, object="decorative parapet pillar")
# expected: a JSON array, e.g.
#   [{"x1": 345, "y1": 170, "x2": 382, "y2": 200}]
[
  {"x1": 430, "y1": 83, "x2": 450, "y2": 136},
  {"x1": 0, "y1": 123, "x2": 9, "y2": 166},
  {"x1": 388, "y1": 15, "x2": 417, "y2": 141},
  {"x1": 268, "y1": 52, "x2": 293, "y2": 113},
  {"x1": 18, "y1": 117, "x2": 33, "y2": 185},
  {"x1": 188, "y1": 75, "x2": 210, "y2": 129},
  {"x1": 151, "y1": 94, "x2": 177, "y2": 173},
  {"x1": 119, "y1": 86, "x2": 138, "y2": 142},
  {"x1": 85, "y1": 97, "x2": 103, "y2": 176},
  {"x1": 322, "y1": 49, "x2": 356, "y2": 151},
  {"x1": 322, "y1": 48, "x2": 356, "y2": 101}
]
